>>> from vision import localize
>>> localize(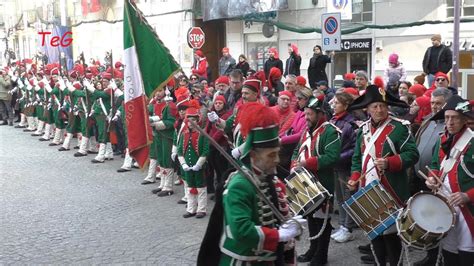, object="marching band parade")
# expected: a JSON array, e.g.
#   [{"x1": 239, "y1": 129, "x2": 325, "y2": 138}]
[{"x1": 1, "y1": 0, "x2": 474, "y2": 265}]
